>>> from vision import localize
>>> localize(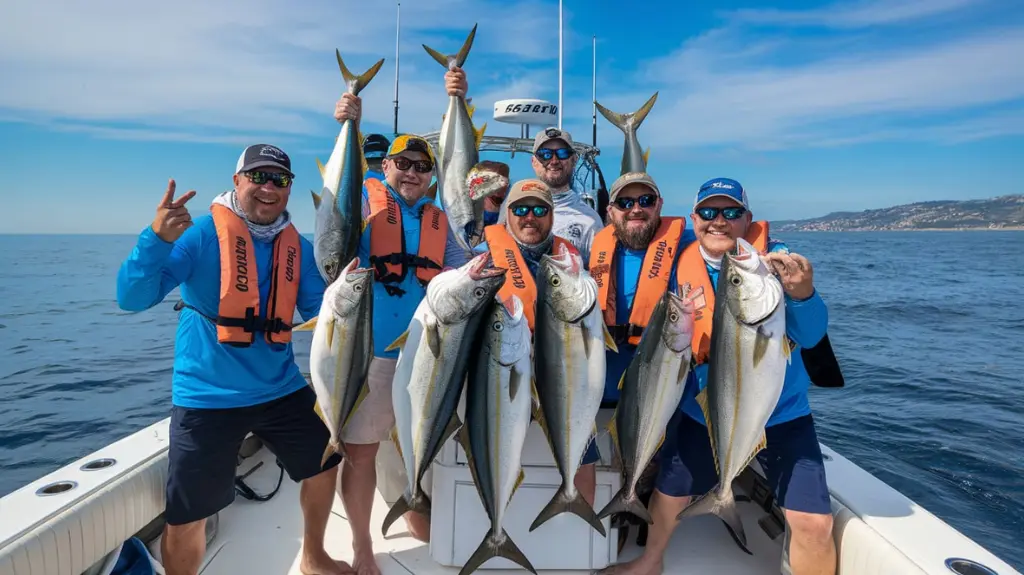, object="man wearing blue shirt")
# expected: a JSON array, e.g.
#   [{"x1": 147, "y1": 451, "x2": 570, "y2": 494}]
[
  {"x1": 116, "y1": 144, "x2": 349, "y2": 575},
  {"x1": 332, "y1": 75, "x2": 470, "y2": 575},
  {"x1": 603, "y1": 178, "x2": 836, "y2": 575}
]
